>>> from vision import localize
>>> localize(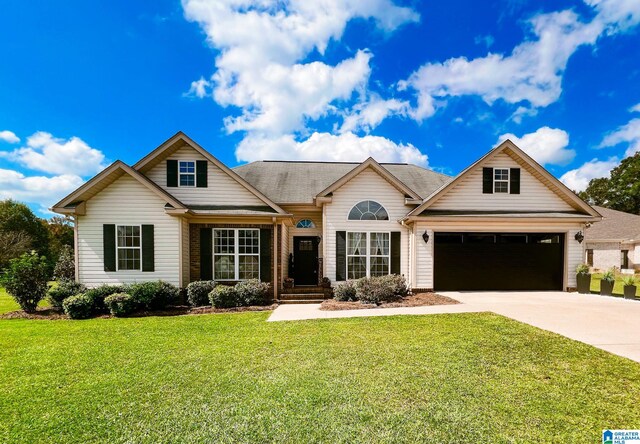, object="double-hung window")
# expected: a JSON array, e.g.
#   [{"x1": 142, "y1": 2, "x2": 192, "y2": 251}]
[
  {"x1": 179, "y1": 161, "x2": 196, "y2": 187},
  {"x1": 347, "y1": 232, "x2": 390, "y2": 279},
  {"x1": 116, "y1": 225, "x2": 141, "y2": 270},
  {"x1": 494, "y1": 168, "x2": 509, "y2": 193},
  {"x1": 213, "y1": 229, "x2": 260, "y2": 280}
]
